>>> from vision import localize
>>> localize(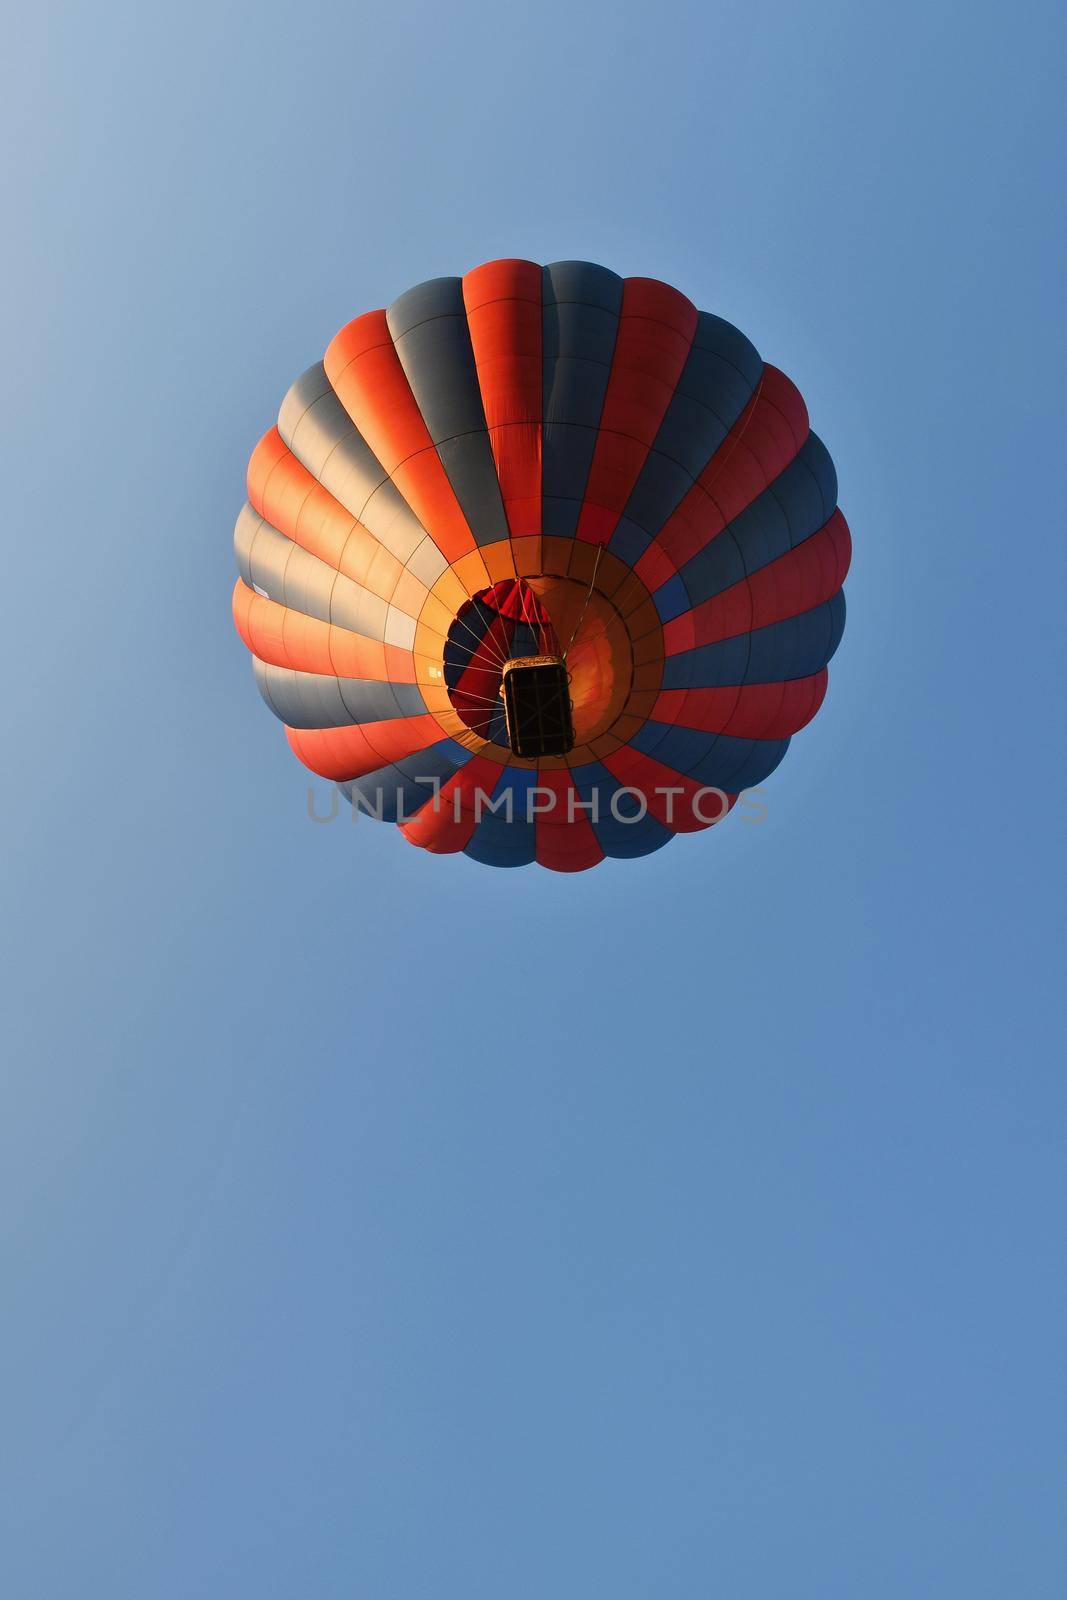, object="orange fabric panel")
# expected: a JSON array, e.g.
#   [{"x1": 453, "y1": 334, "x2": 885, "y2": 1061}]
[
  {"x1": 365, "y1": 541, "x2": 404, "y2": 603},
  {"x1": 464, "y1": 260, "x2": 542, "y2": 540},
  {"x1": 429, "y1": 568, "x2": 471, "y2": 614},
  {"x1": 511, "y1": 534, "x2": 542, "y2": 575},
  {"x1": 384, "y1": 643, "x2": 419, "y2": 682},
  {"x1": 449, "y1": 549, "x2": 494, "y2": 596},
  {"x1": 390, "y1": 452, "x2": 479, "y2": 564},
  {"x1": 247, "y1": 427, "x2": 404, "y2": 599},
  {"x1": 232, "y1": 581, "x2": 415, "y2": 682},
  {"x1": 391, "y1": 566, "x2": 431, "y2": 619},
  {"x1": 285, "y1": 714, "x2": 442, "y2": 781},
  {"x1": 576, "y1": 277, "x2": 698, "y2": 545},
  {"x1": 540, "y1": 536, "x2": 574, "y2": 577},
  {"x1": 481, "y1": 539, "x2": 519, "y2": 583},
  {"x1": 652, "y1": 673, "x2": 828, "y2": 739},
  {"x1": 461, "y1": 258, "x2": 540, "y2": 315},
  {"x1": 246, "y1": 427, "x2": 288, "y2": 503},
  {"x1": 324, "y1": 310, "x2": 476, "y2": 565}
]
